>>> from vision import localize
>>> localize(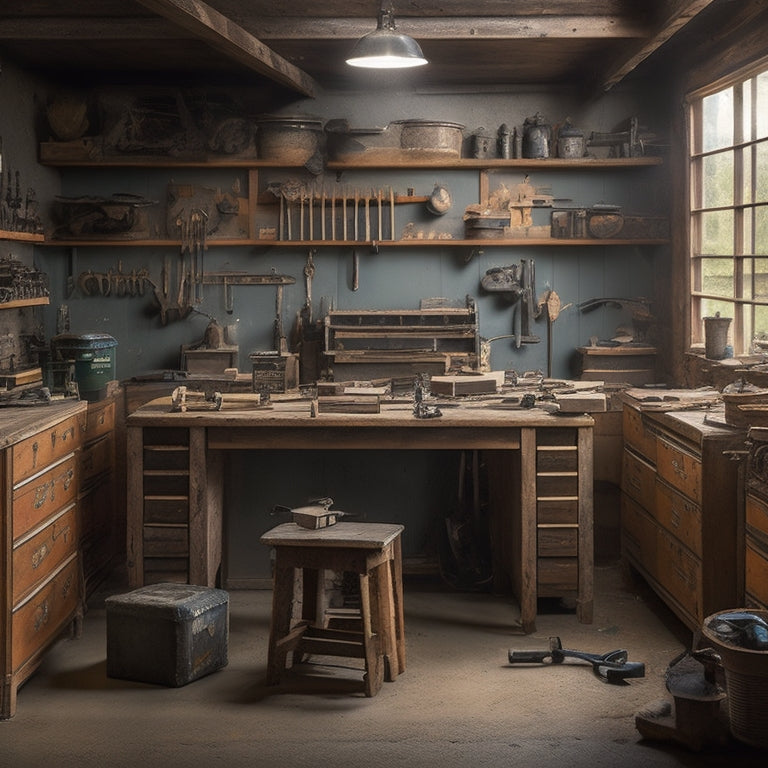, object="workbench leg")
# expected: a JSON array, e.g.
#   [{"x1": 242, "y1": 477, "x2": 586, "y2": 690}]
[
  {"x1": 359, "y1": 572, "x2": 383, "y2": 697},
  {"x1": 520, "y1": 428, "x2": 538, "y2": 633},
  {"x1": 577, "y1": 426, "x2": 594, "y2": 624},
  {"x1": 266, "y1": 562, "x2": 298, "y2": 686}
]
